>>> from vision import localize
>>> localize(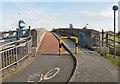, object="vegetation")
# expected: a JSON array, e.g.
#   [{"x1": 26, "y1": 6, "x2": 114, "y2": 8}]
[
  {"x1": 98, "y1": 52, "x2": 120, "y2": 67},
  {"x1": 117, "y1": 31, "x2": 120, "y2": 36},
  {"x1": 107, "y1": 56, "x2": 119, "y2": 66},
  {"x1": 109, "y1": 48, "x2": 120, "y2": 56}
]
